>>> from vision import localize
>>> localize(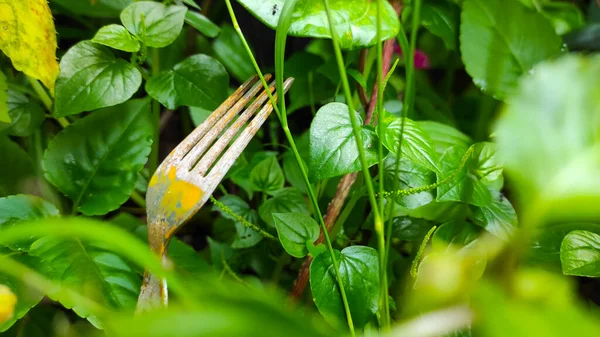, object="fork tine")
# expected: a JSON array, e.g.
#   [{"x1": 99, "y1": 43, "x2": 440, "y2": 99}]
[
  {"x1": 179, "y1": 75, "x2": 271, "y2": 169},
  {"x1": 193, "y1": 80, "x2": 277, "y2": 176},
  {"x1": 202, "y1": 78, "x2": 295, "y2": 182},
  {"x1": 171, "y1": 75, "x2": 261, "y2": 160}
]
